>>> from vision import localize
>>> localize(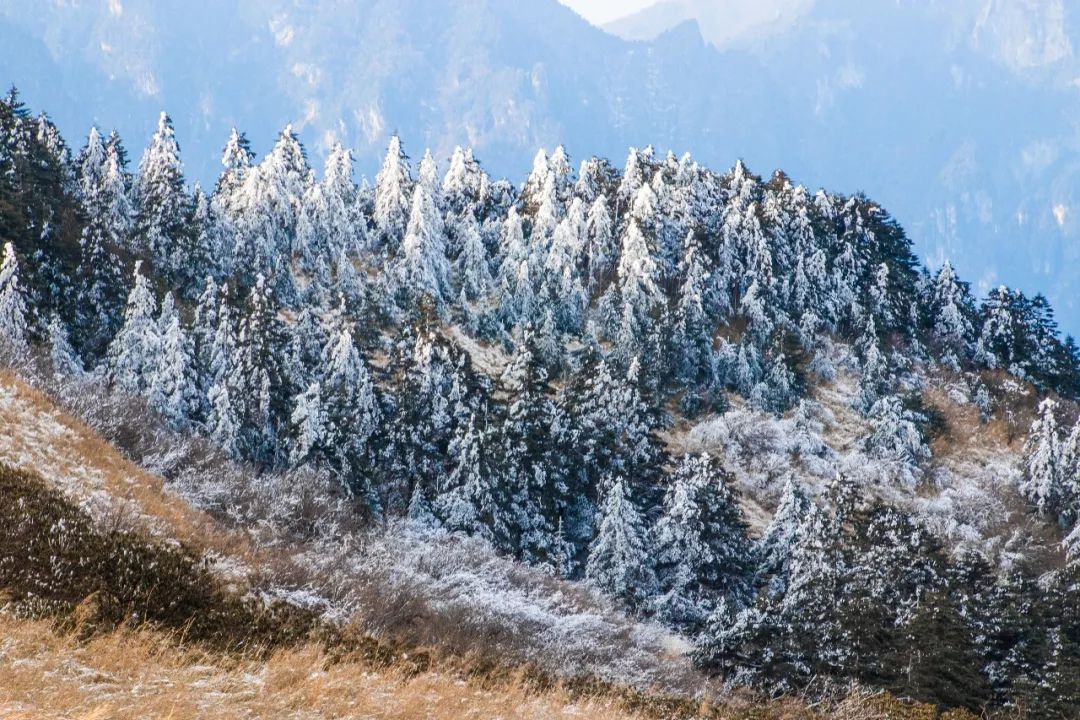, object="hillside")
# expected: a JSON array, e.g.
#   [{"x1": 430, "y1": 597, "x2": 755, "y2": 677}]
[
  {"x1": 4, "y1": 88, "x2": 1080, "y2": 715},
  {"x1": 0, "y1": 360, "x2": 970, "y2": 719}
]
